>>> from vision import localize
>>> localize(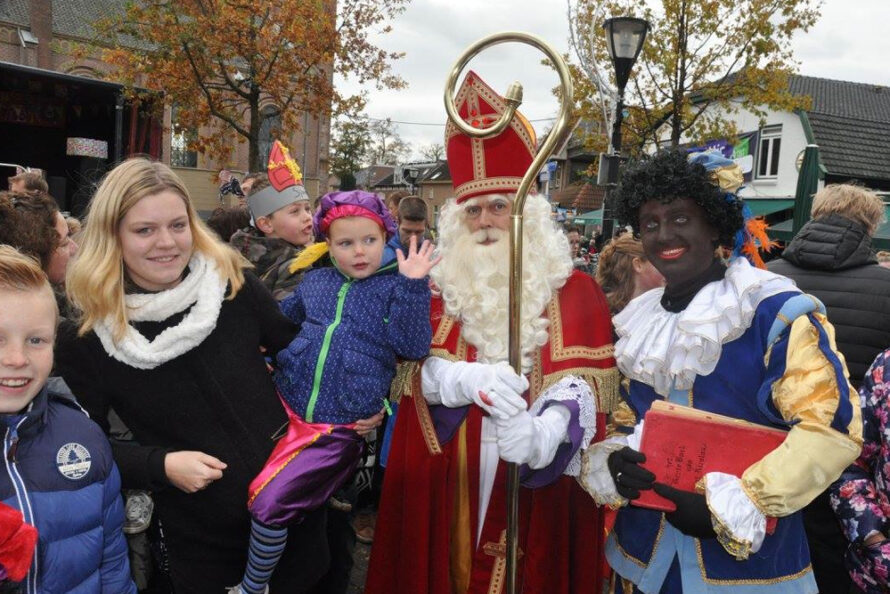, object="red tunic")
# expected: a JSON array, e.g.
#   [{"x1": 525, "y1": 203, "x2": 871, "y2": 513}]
[{"x1": 367, "y1": 271, "x2": 618, "y2": 594}]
